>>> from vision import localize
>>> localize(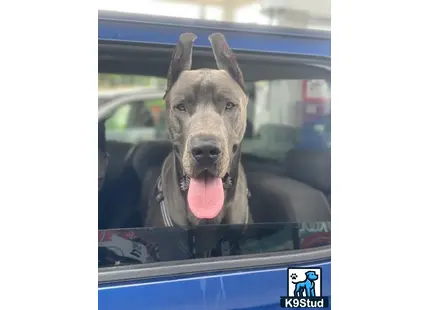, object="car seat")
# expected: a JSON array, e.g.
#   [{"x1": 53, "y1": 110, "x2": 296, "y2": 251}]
[
  {"x1": 104, "y1": 140, "x2": 135, "y2": 181},
  {"x1": 99, "y1": 140, "x2": 136, "y2": 229},
  {"x1": 284, "y1": 148, "x2": 331, "y2": 203},
  {"x1": 100, "y1": 140, "x2": 172, "y2": 229},
  {"x1": 246, "y1": 170, "x2": 331, "y2": 223}
]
